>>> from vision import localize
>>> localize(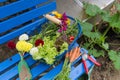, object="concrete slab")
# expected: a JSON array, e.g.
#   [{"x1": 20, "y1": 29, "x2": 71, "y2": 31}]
[
  {"x1": 56, "y1": 0, "x2": 83, "y2": 19},
  {"x1": 80, "y1": 0, "x2": 114, "y2": 9}
]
